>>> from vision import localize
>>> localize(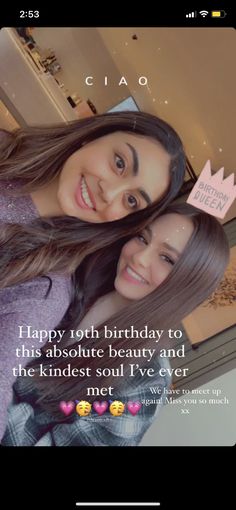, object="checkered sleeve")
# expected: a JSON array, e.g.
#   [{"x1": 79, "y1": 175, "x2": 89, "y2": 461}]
[{"x1": 2, "y1": 357, "x2": 171, "y2": 447}]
